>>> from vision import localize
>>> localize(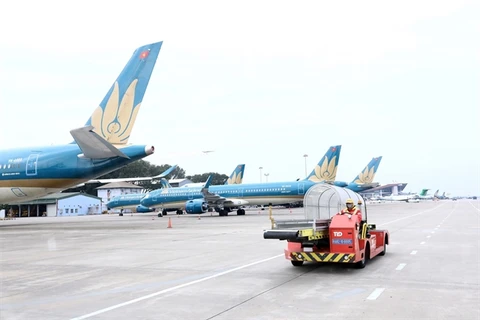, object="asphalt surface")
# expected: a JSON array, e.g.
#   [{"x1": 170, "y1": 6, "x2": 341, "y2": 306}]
[{"x1": 1, "y1": 200, "x2": 479, "y2": 320}]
